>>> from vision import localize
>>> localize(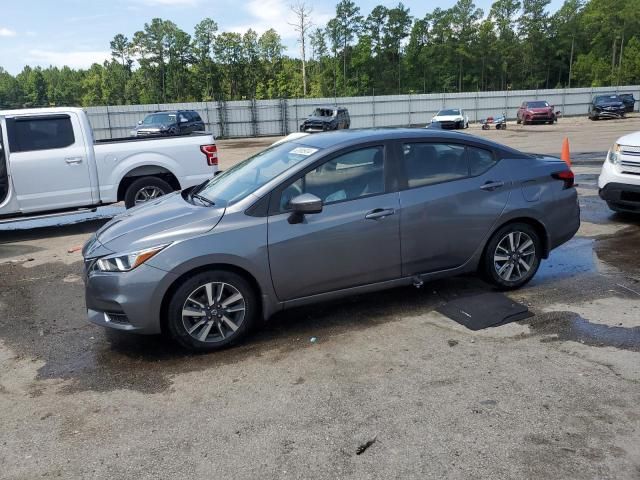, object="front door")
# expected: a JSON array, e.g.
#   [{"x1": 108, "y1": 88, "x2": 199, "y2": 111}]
[
  {"x1": 398, "y1": 141, "x2": 511, "y2": 275},
  {"x1": 6, "y1": 112, "x2": 92, "y2": 213},
  {"x1": 268, "y1": 145, "x2": 401, "y2": 301}
]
